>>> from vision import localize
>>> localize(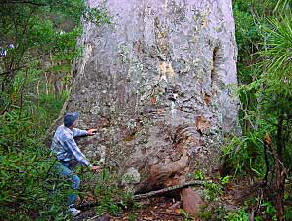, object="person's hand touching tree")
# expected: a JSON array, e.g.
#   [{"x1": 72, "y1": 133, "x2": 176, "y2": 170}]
[
  {"x1": 87, "y1": 128, "x2": 97, "y2": 136},
  {"x1": 91, "y1": 165, "x2": 101, "y2": 172}
]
